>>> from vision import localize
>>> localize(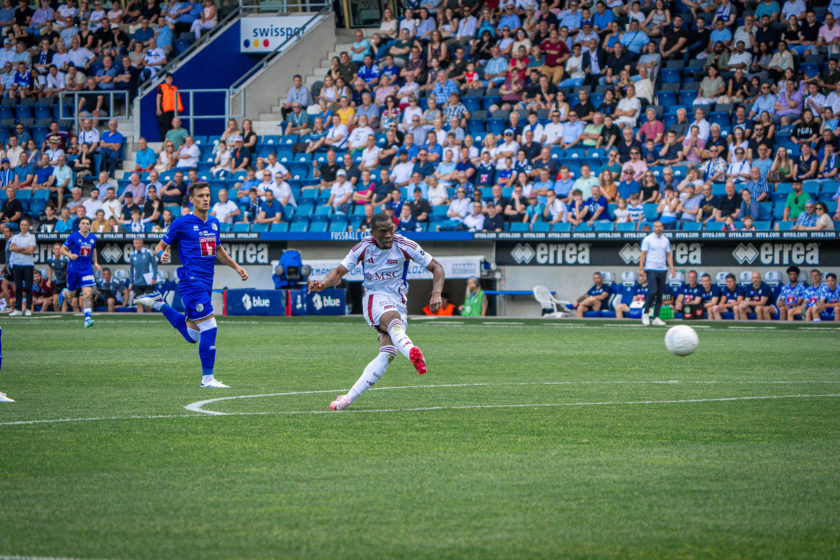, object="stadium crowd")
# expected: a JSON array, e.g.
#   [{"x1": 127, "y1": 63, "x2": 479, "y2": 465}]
[{"x1": 234, "y1": 0, "x2": 840, "y2": 234}]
